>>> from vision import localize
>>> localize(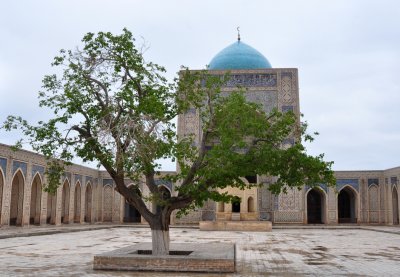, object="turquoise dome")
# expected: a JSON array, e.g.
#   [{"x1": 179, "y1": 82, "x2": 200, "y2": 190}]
[{"x1": 208, "y1": 41, "x2": 272, "y2": 70}]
